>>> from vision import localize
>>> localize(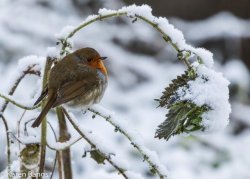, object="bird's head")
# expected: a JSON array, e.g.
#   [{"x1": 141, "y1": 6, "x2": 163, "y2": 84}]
[{"x1": 74, "y1": 47, "x2": 108, "y2": 76}]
